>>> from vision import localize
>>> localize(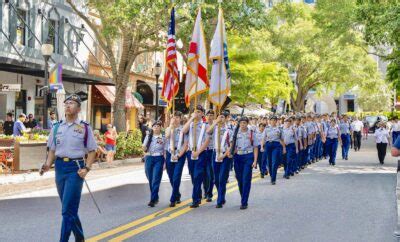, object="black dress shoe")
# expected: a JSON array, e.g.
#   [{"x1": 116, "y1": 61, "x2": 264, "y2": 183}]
[
  {"x1": 154, "y1": 199, "x2": 159, "y2": 205},
  {"x1": 295, "y1": 171, "x2": 299, "y2": 174},
  {"x1": 285, "y1": 176, "x2": 290, "y2": 179},
  {"x1": 176, "y1": 199, "x2": 181, "y2": 204},
  {"x1": 265, "y1": 171, "x2": 269, "y2": 176},
  {"x1": 148, "y1": 201, "x2": 155, "y2": 207},
  {"x1": 222, "y1": 200, "x2": 226, "y2": 205},
  {"x1": 240, "y1": 205, "x2": 248, "y2": 210},
  {"x1": 261, "y1": 174, "x2": 265, "y2": 178},
  {"x1": 190, "y1": 203, "x2": 199, "y2": 208},
  {"x1": 271, "y1": 181, "x2": 276, "y2": 185},
  {"x1": 206, "y1": 198, "x2": 212, "y2": 202},
  {"x1": 345, "y1": 157, "x2": 348, "y2": 160},
  {"x1": 216, "y1": 204, "x2": 223, "y2": 208},
  {"x1": 169, "y1": 202, "x2": 176, "y2": 207}
]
